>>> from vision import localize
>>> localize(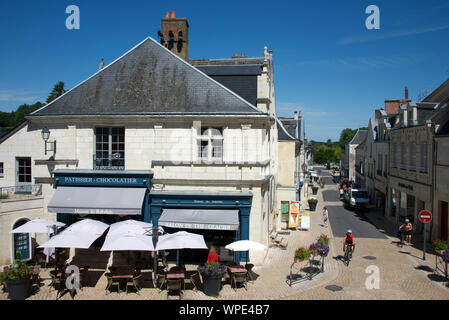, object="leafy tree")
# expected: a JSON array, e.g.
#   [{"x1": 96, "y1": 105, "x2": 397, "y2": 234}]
[
  {"x1": 0, "y1": 102, "x2": 43, "y2": 131},
  {"x1": 338, "y1": 128, "x2": 358, "y2": 149},
  {"x1": 46, "y1": 81, "x2": 66, "y2": 103}
]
